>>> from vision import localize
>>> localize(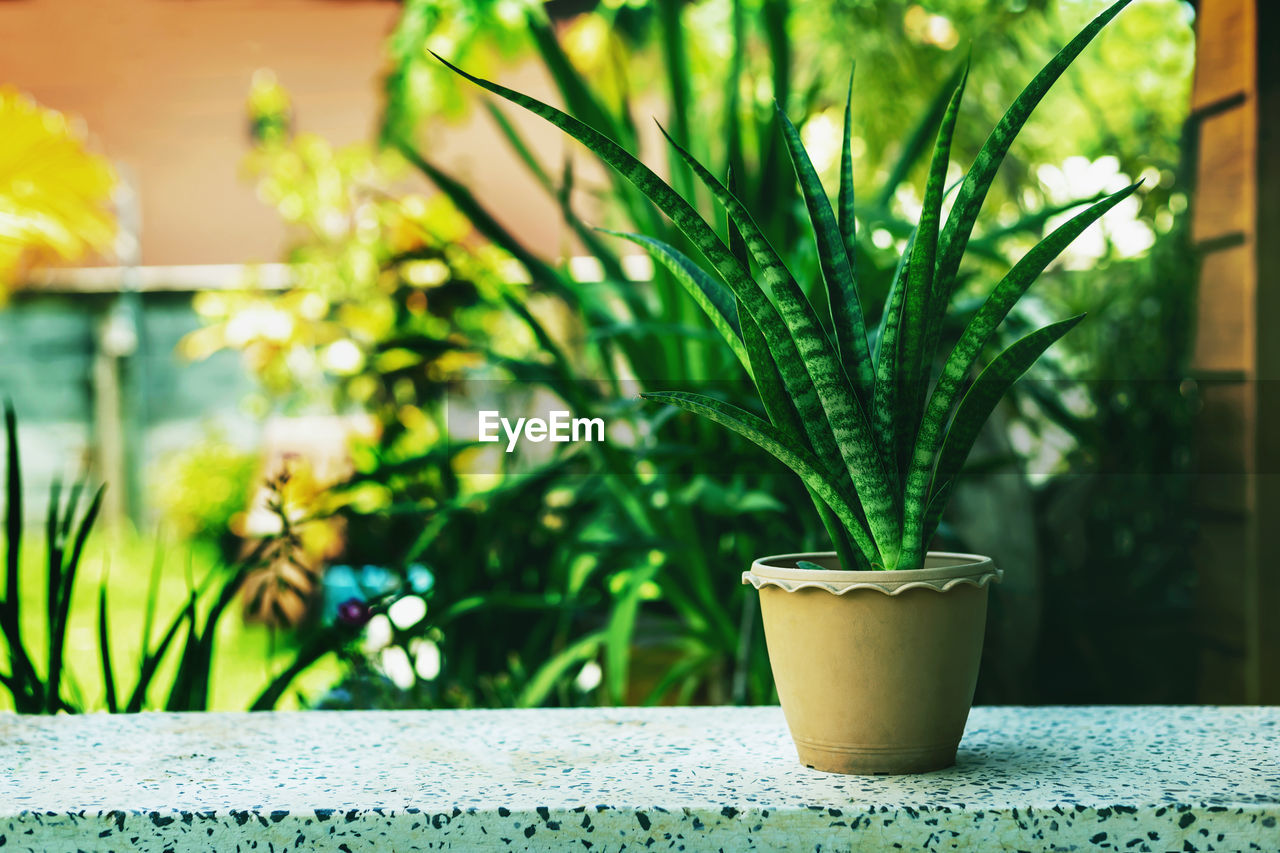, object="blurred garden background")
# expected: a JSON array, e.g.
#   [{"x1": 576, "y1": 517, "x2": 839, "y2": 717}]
[{"x1": 0, "y1": 0, "x2": 1273, "y2": 713}]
